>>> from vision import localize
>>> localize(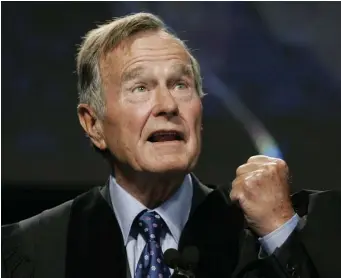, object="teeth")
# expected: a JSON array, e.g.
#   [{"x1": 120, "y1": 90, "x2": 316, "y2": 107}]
[{"x1": 154, "y1": 132, "x2": 176, "y2": 136}]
